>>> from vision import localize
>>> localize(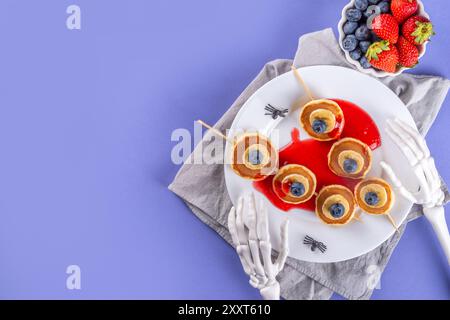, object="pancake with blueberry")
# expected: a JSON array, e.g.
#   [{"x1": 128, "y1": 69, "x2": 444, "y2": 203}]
[
  {"x1": 300, "y1": 99, "x2": 345, "y2": 141},
  {"x1": 355, "y1": 178, "x2": 394, "y2": 215},
  {"x1": 272, "y1": 164, "x2": 317, "y2": 204},
  {"x1": 328, "y1": 138, "x2": 372, "y2": 179},
  {"x1": 231, "y1": 133, "x2": 278, "y2": 181},
  {"x1": 315, "y1": 185, "x2": 356, "y2": 225}
]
